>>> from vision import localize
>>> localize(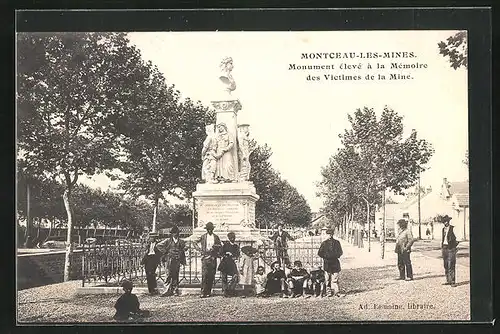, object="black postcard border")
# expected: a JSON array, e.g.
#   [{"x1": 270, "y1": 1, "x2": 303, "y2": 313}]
[{"x1": 9, "y1": 7, "x2": 494, "y2": 330}]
